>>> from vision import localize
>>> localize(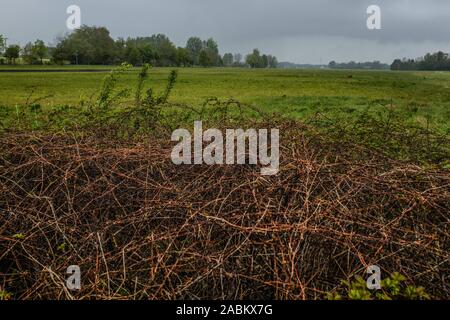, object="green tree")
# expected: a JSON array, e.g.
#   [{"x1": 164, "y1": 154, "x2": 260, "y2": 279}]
[
  {"x1": 177, "y1": 47, "x2": 192, "y2": 67},
  {"x1": 140, "y1": 44, "x2": 155, "y2": 64},
  {"x1": 114, "y1": 38, "x2": 126, "y2": 63},
  {"x1": 268, "y1": 55, "x2": 278, "y2": 68},
  {"x1": 186, "y1": 37, "x2": 203, "y2": 65},
  {"x1": 149, "y1": 34, "x2": 177, "y2": 66},
  {"x1": 246, "y1": 49, "x2": 262, "y2": 68},
  {"x1": 203, "y1": 38, "x2": 220, "y2": 66},
  {"x1": 245, "y1": 50, "x2": 277, "y2": 68},
  {"x1": 5, "y1": 44, "x2": 20, "y2": 64},
  {"x1": 199, "y1": 50, "x2": 212, "y2": 67},
  {"x1": 21, "y1": 42, "x2": 37, "y2": 64},
  {"x1": 32, "y1": 39, "x2": 48, "y2": 64},
  {"x1": 125, "y1": 45, "x2": 142, "y2": 66},
  {"x1": 223, "y1": 53, "x2": 233, "y2": 67},
  {"x1": 53, "y1": 25, "x2": 116, "y2": 65},
  {"x1": 51, "y1": 44, "x2": 66, "y2": 65},
  {"x1": 390, "y1": 59, "x2": 402, "y2": 71},
  {"x1": 122, "y1": 35, "x2": 177, "y2": 66},
  {"x1": 262, "y1": 54, "x2": 269, "y2": 68},
  {"x1": 0, "y1": 34, "x2": 5, "y2": 56}
]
